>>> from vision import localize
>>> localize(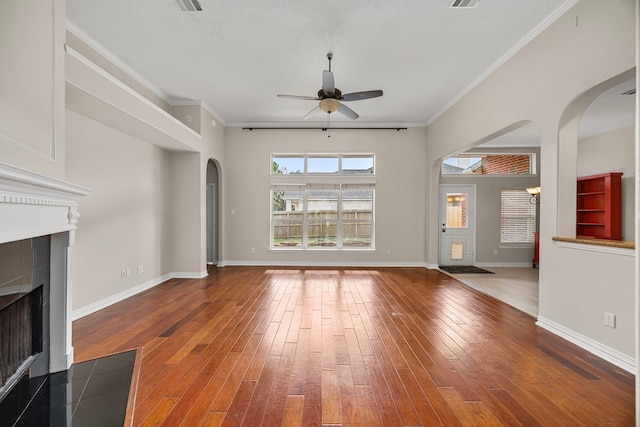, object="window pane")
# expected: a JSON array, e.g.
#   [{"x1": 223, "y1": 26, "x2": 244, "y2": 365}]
[
  {"x1": 272, "y1": 157, "x2": 304, "y2": 175},
  {"x1": 308, "y1": 157, "x2": 339, "y2": 174},
  {"x1": 308, "y1": 189, "x2": 338, "y2": 246},
  {"x1": 342, "y1": 156, "x2": 374, "y2": 174},
  {"x1": 445, "y1": 192, "x2": 468, "y2": 228},
  {"x1": 342, "y1": 188, "x2": 373, "y2": 247},
  {"x1": 272, "y1": 217, "x2": 303, "y2": 247},
  {"x1": 500, "y1": 190, "x2": 536, "y2": 243},
  {"x1": 272, "y1": 187, "x2": 303, "y2": 247},
  {"x1": 442, "y1": 155, "x2": 532, "y2": 175}
]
